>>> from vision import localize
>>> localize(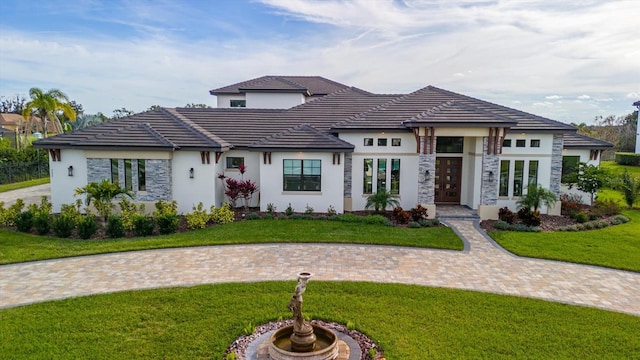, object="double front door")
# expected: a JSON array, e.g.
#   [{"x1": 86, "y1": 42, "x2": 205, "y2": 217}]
[{"x1": 434, "y1": 157, "x2": 462, "y2": 203}]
